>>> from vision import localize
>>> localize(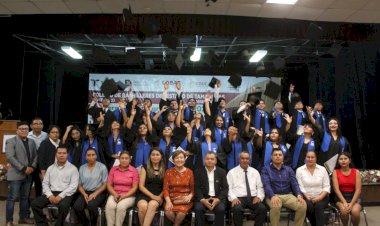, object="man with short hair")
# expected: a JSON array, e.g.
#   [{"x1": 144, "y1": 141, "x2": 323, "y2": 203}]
[
  {"x1": 28, "y1": 117, "x2": 48, "y2": 197},
  {"x1": 6, "y1": 121, "x2": 38, "y2": 226},
  {"x1": 227, "y1": 151, "x2": 266, "y2": 226},
  {"x1": 31, "y1": 146, "x2": 79, "y2": 226},
  {"x1": 194, "y1": 151, "x2": 228, "y2": 226},
  {"x1": 28, "y1": 117, "x2": 48, "y2": 149},
  {"x1": 261, "y1": 149, "x2": 306, "y2": 226}
]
